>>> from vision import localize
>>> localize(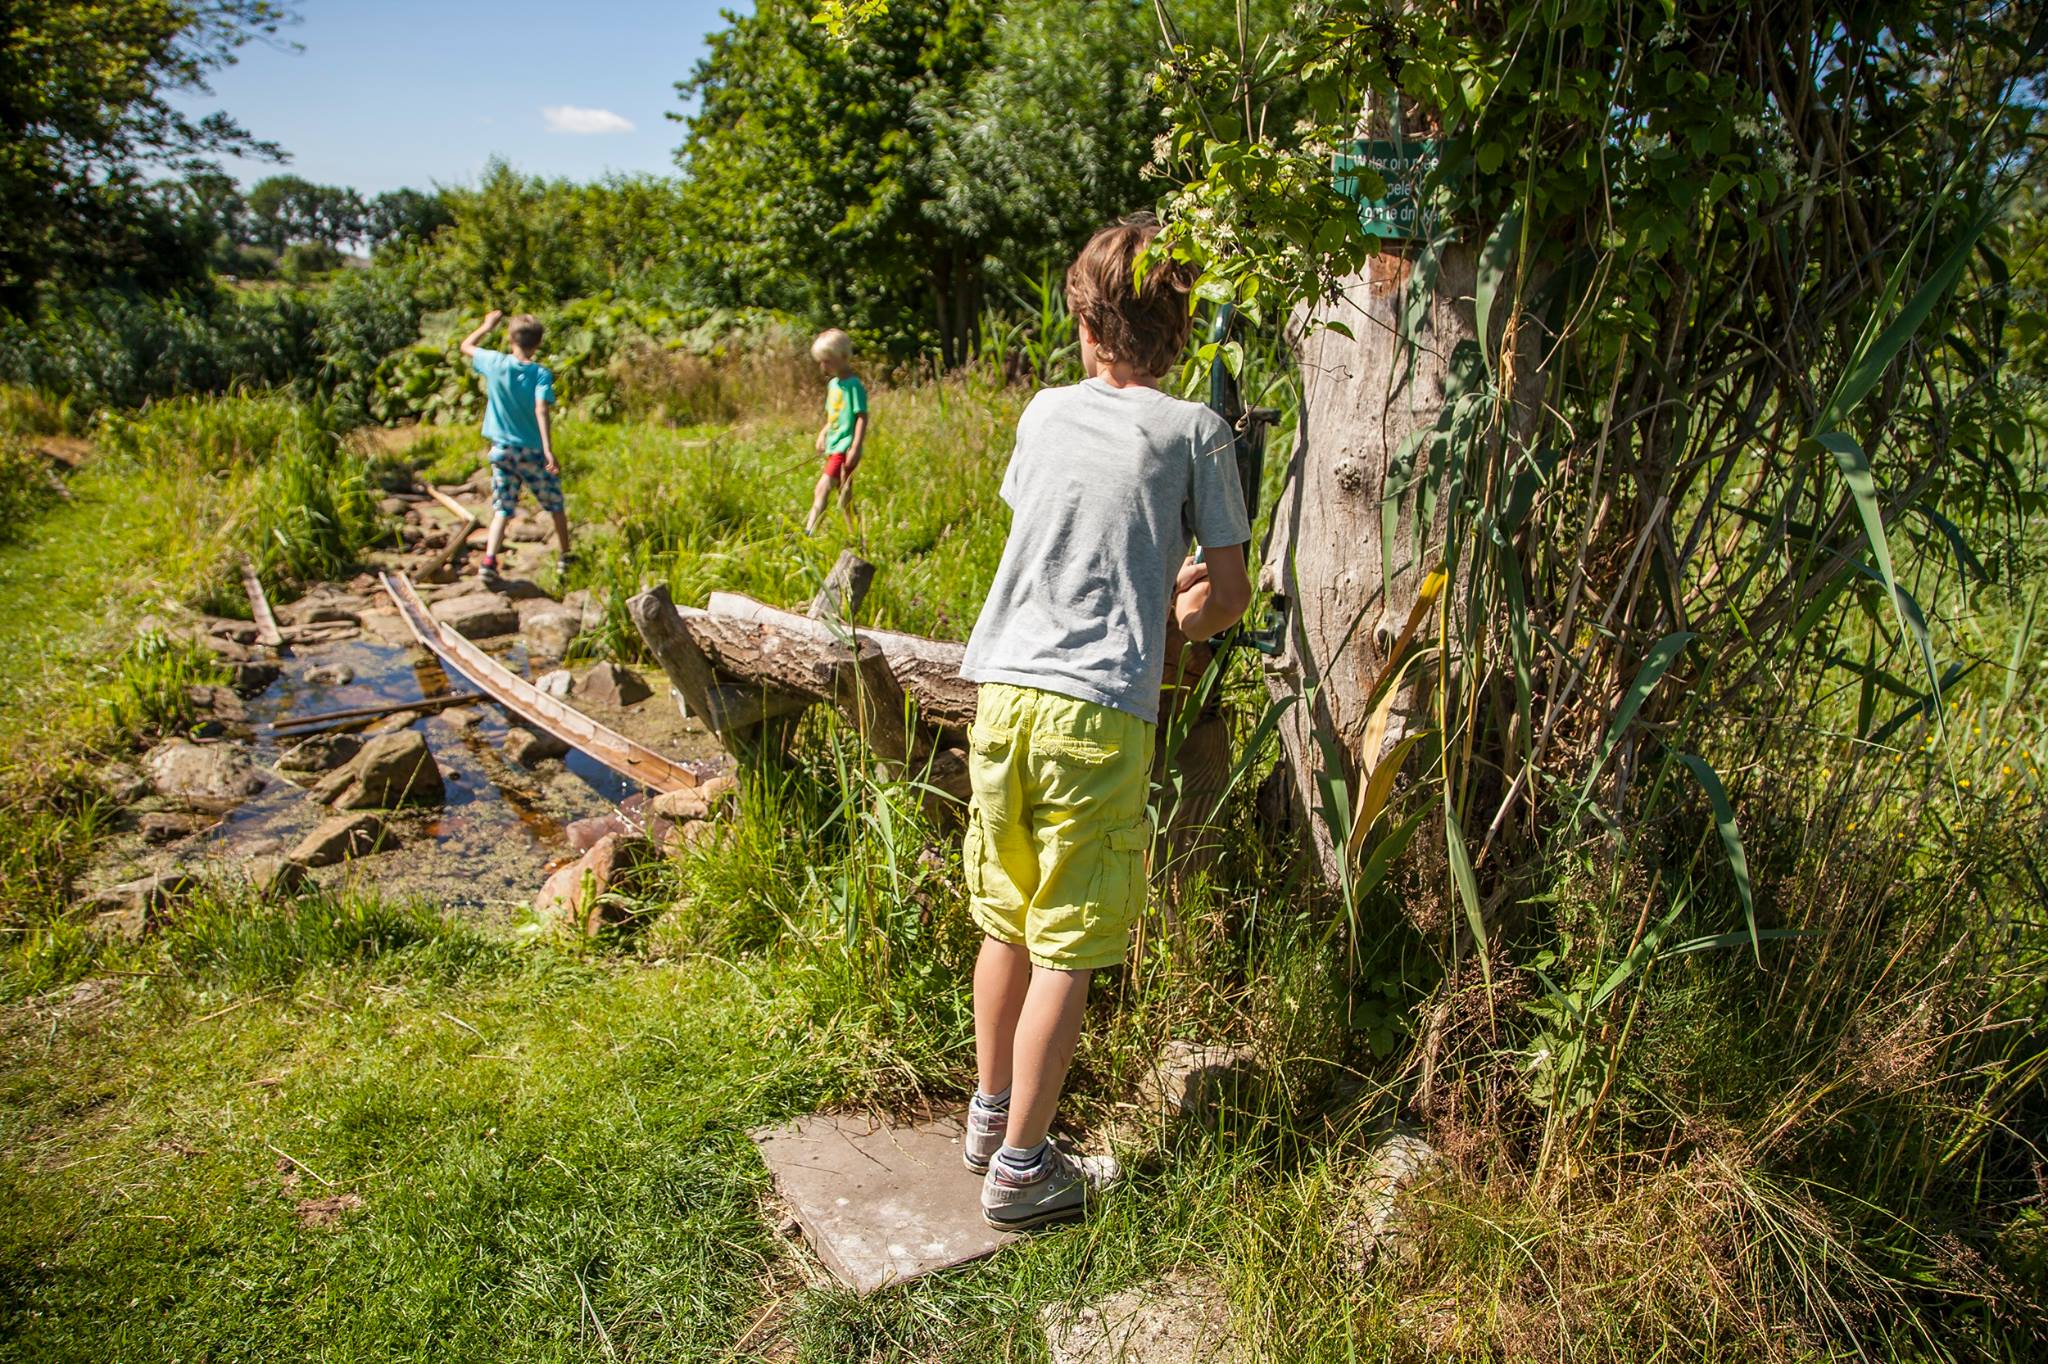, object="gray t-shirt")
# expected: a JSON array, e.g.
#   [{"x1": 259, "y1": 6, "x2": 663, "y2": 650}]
[{"x1": 960, "y1": 378, "x2": 1252, "y2": 723}]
